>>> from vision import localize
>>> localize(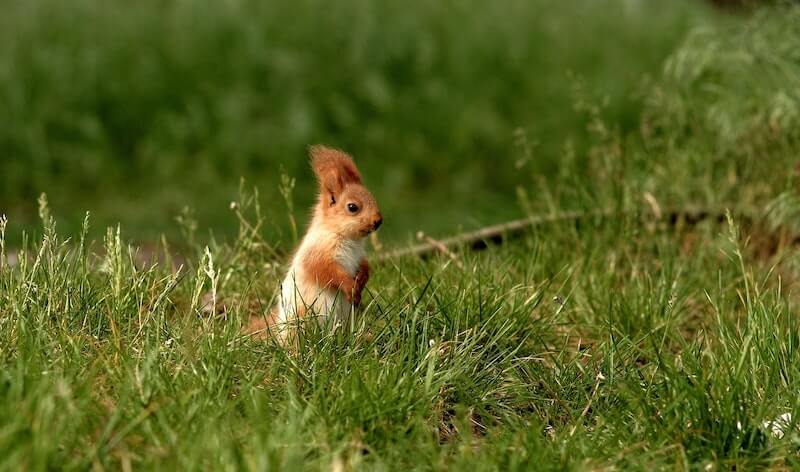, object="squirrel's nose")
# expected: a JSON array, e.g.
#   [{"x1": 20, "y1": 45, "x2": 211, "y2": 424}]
[{"x1": 372, "y1": 216, "x2": 383, "y2": 230}]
